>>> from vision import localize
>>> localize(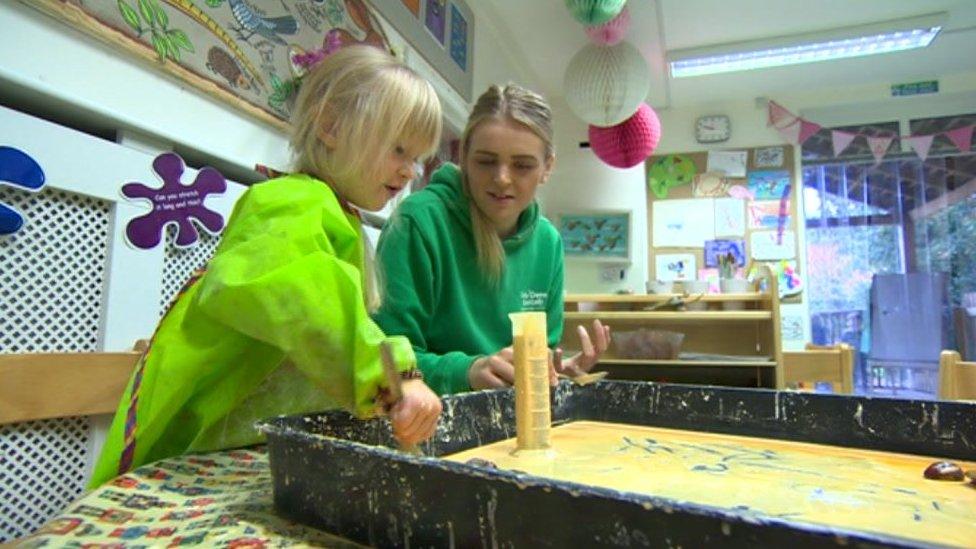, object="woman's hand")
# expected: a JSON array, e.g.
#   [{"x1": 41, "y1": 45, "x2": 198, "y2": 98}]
[
  {"x1": 555, "y1": 319, "x2": 612, "y2": 377},
  {"x1": 468, "y1": 347, "x2": 516, "y2": 390},
  {"x1": 390, "y1": 379, "x2": 442, "y2": 446}
]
